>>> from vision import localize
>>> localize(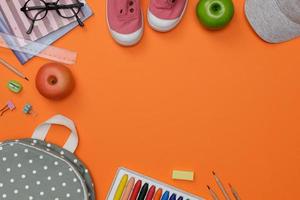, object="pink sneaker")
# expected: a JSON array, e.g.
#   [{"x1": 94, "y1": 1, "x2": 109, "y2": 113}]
[
  {"x1": 148, "y1": 0, "x2": 188, "y2": 32},
  {"x1": 106, "y1": 0, "x2": 144, "y2": 46}
]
